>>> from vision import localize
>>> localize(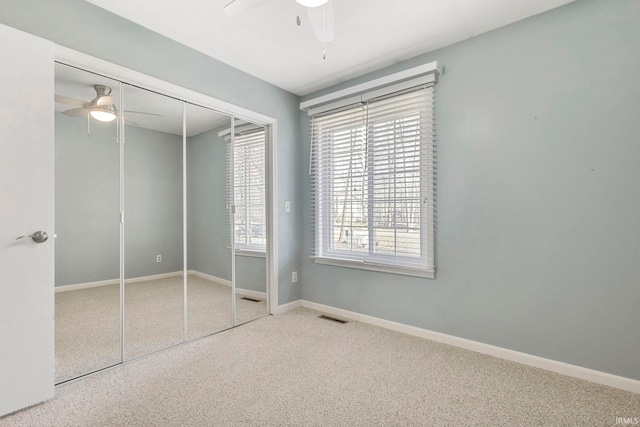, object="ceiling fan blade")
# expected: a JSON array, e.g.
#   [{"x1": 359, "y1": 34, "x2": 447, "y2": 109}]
[
  {"x1": 223, "y1": 0, "x2": 273, "y2": 16},
  {"x1": 307, "y1": 0, "x2": 334, "y2": 42},
  {"x1": 55, "y1": 95, "x2": 88, "y2": 108},
  {"x1": 63, "y1": 108, "x2": 90, "y2": 117},
  {"x1": 96, "y1": 95, "x2": 114, "y2": 106},
  {"x1": 123, "y1": 110, "x2": 162, "y2": 117}
]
